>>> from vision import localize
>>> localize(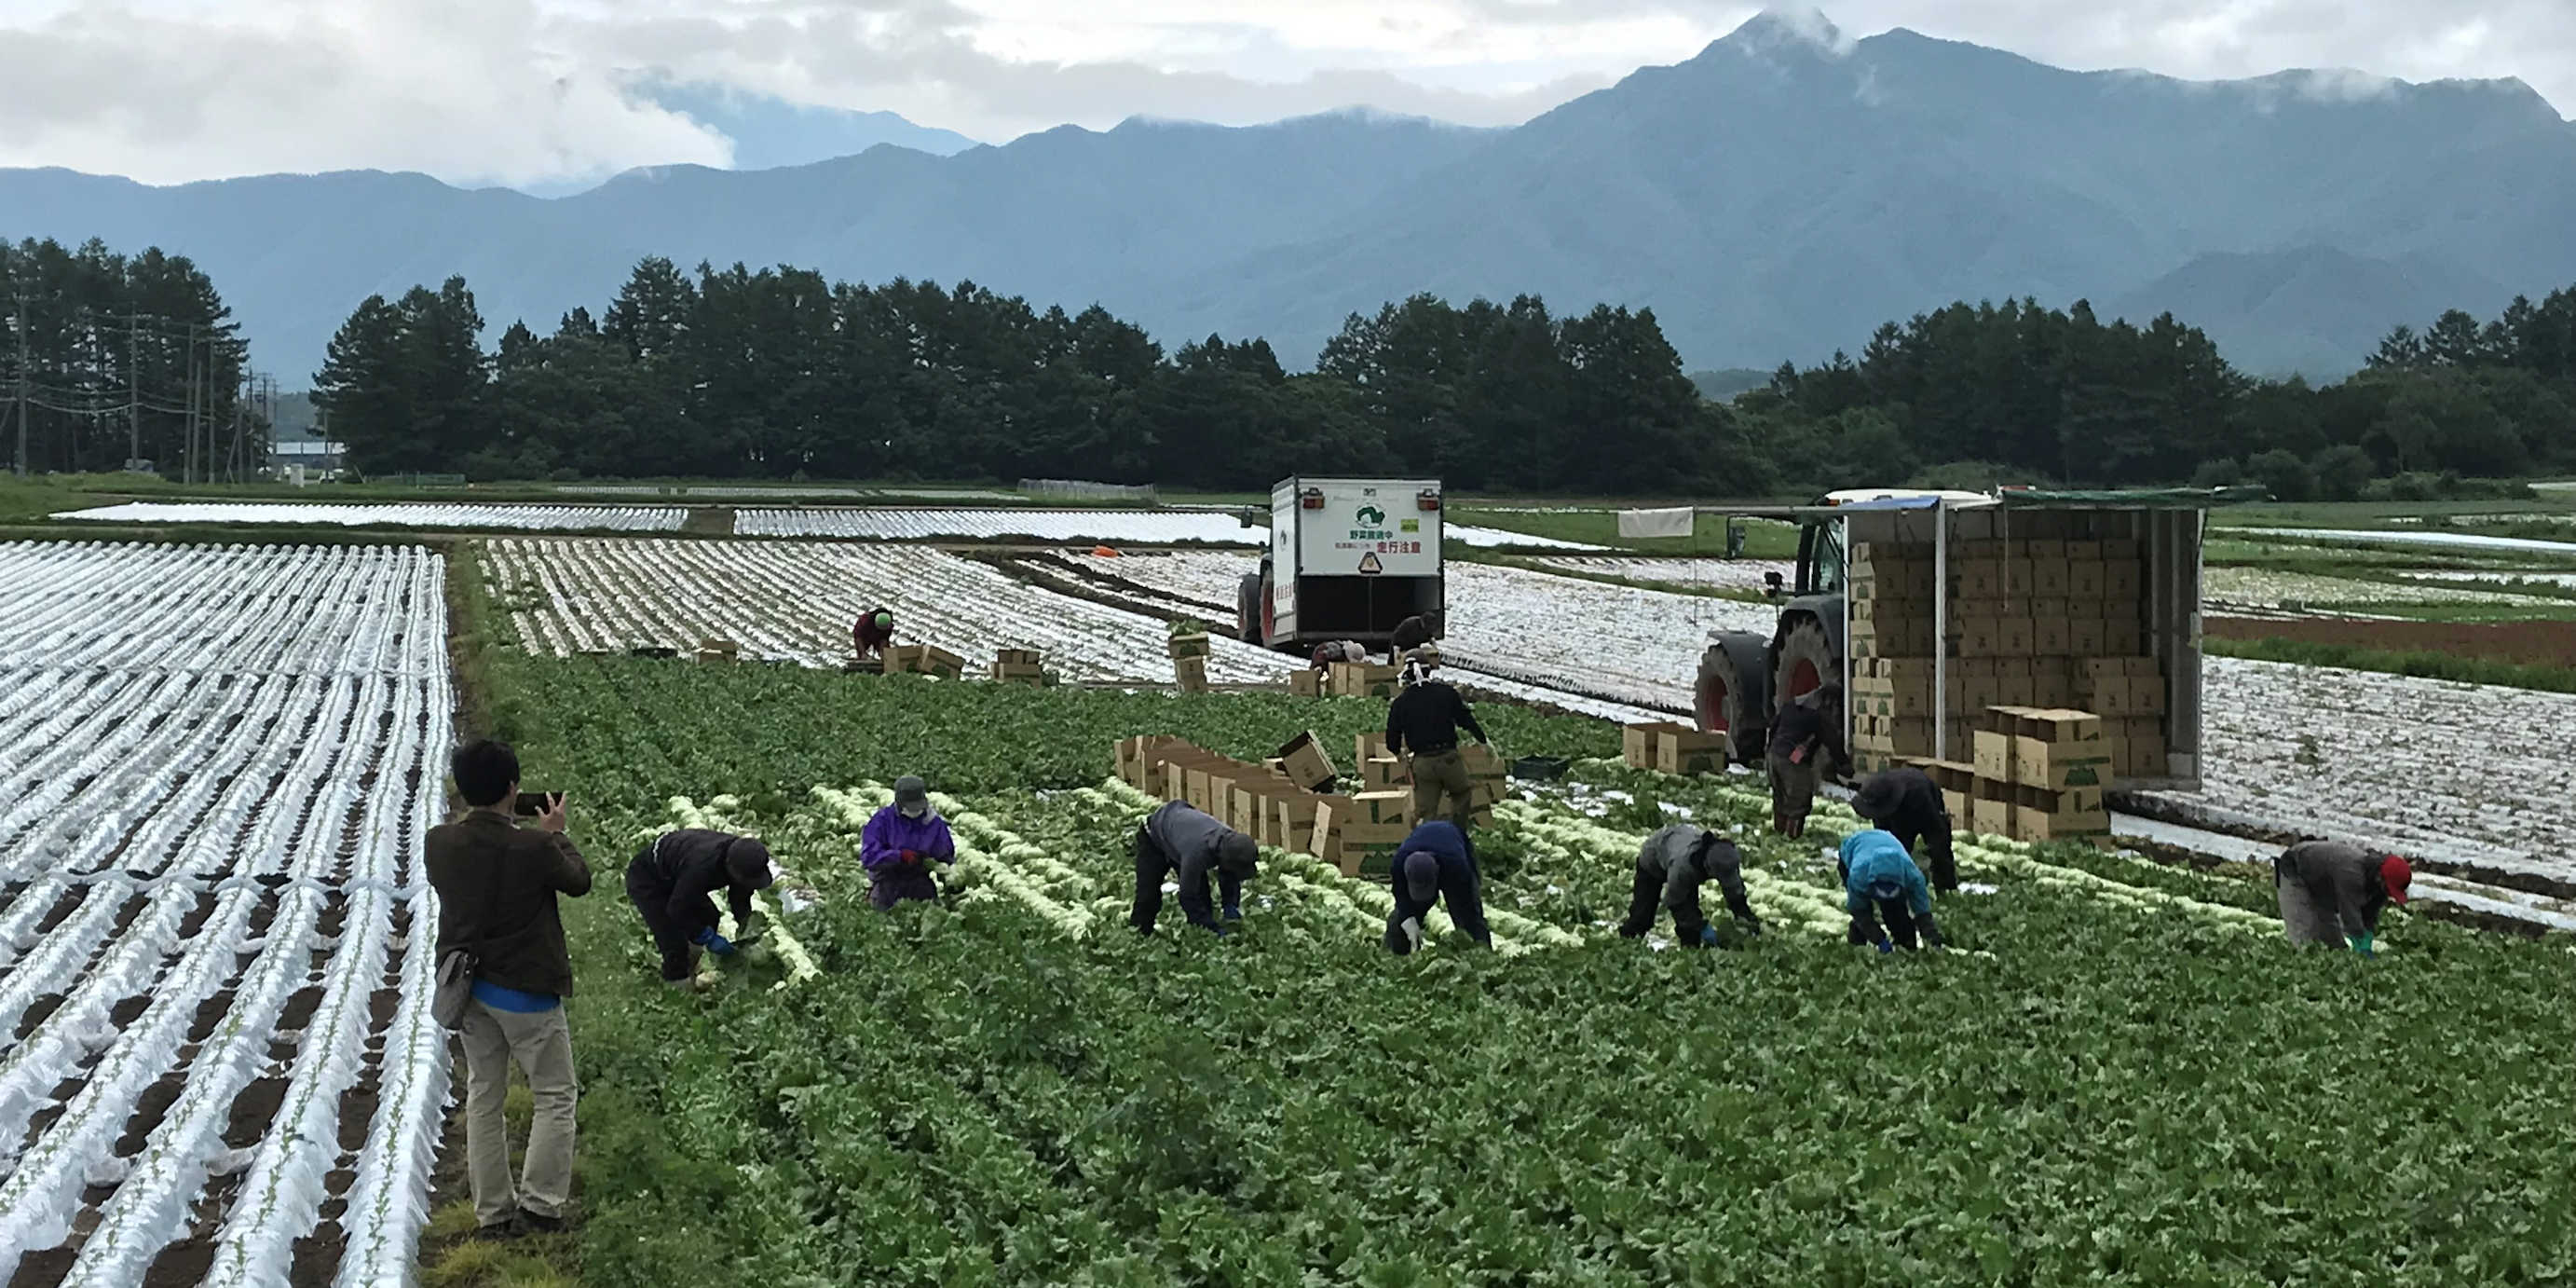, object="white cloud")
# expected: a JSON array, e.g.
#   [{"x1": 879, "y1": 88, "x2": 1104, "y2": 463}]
[{"x1": 0, "y1": 0, "x2": 2567, "y2": 187}]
